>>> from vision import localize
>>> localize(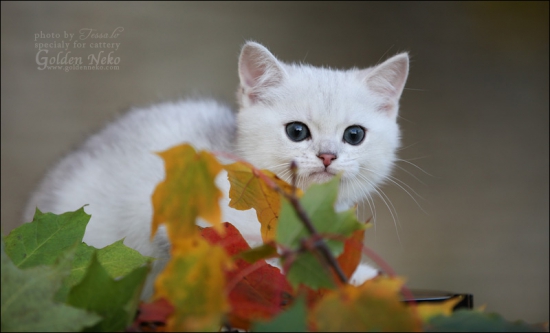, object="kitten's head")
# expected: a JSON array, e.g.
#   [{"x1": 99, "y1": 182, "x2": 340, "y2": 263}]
[{"x1": 235, "y1": 42, "x2": 409, "y2": 209}]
